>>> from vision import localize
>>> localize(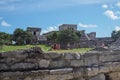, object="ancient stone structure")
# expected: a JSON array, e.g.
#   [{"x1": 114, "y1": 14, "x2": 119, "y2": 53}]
[
  {"x1": 109, "y1": 37, "x2": 120, "y2": 50},
  {"x1": 0, "y1": 48, "x2": 120, "y2": 80},
  {"x1": 79, "y1": 30, "x2": 113, "y2": 48},
  {"x1": 27, "y1": 27, "x2": 41, "y2": 43},
  {"x1": 59, "y1": 24, "x2": 77, "y2": 31}
]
